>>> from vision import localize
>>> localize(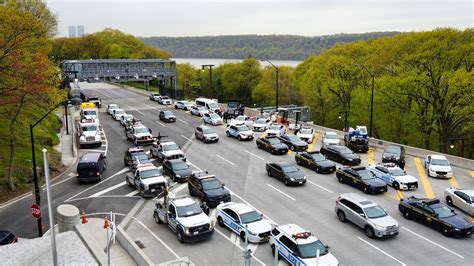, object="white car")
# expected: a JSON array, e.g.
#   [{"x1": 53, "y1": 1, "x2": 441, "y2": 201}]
[
  {"x1": 322, "y1": 131, "x2": 340, "y2": 146},
  {"x1": 424, "y1": 154, "x2": 453, "y2": 178},
  {"x1": 228, "y1": 115, "x2": 253, "y2": 127},
  {"x1": 190, "y1": 106, "x2": 209, "y2": 117},
  {"x1": 203, "y1": 113, "x2": 223, "y2": 126},
  {"x1": 216, "y1": 202, "x2": 272, "y2": 243},
  {"x1": 368, "y1": 163, "x2": 418, "y2": 190},
  {"x1": 252, "y1": 118, "x2": 271, "y2": 131},
  {"x1": 297, "y1": 127, "x2": 315, "y2": 143},
  {"x1": 107, "y1": 104, "x2": 120, "y2": 115},
  {"x1": 112, "y1": 109, "x2": 127, "y2": 121},
  {"x1": 120, "y1": 114, "x2": 134, "y2": 126},
  {"x1": 158, "y1": 96, "x2": 173, "y2": 105},
  {"x1": 266, "y1": 124, "x2": 286, "y2": 137},
  {"x1": 444, "y1": 188, "x2": 474, "y2": 216},
  {"x1": 149, "y1": 92, "x2": 161, "y2": 101}
]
